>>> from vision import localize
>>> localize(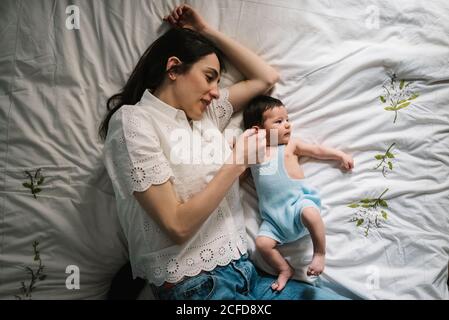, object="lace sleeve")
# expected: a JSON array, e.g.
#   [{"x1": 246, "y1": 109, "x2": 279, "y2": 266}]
[
  {"x1": 204, "y1": 88, "x2": 234, "y2": 132},
  {"x1": 103, "y1": 106, "x2": 174, "y2": 199}
]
